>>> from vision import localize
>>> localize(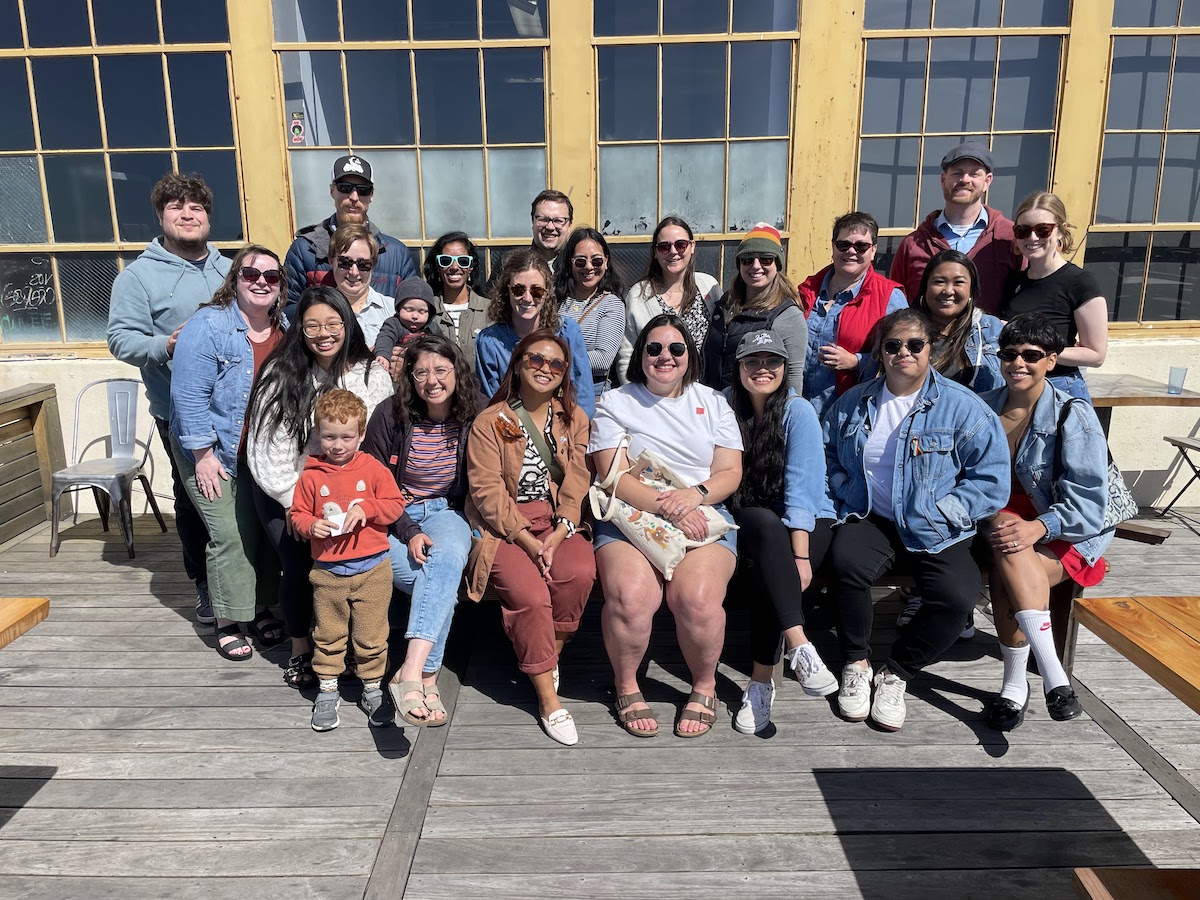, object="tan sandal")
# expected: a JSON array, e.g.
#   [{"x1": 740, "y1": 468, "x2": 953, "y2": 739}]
[
  {"x1": 422, "y1": 683, "x2": 449, "y2": 727},
  {"x1": 616, "y1": 691, "x2": 658, "y2": 738},
  {"x1": 674, "y1": 691, "x2": 717, "y2": 738},
  {"x1": 388, "y1": 679, "x2": 431, "y2": 727}
]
